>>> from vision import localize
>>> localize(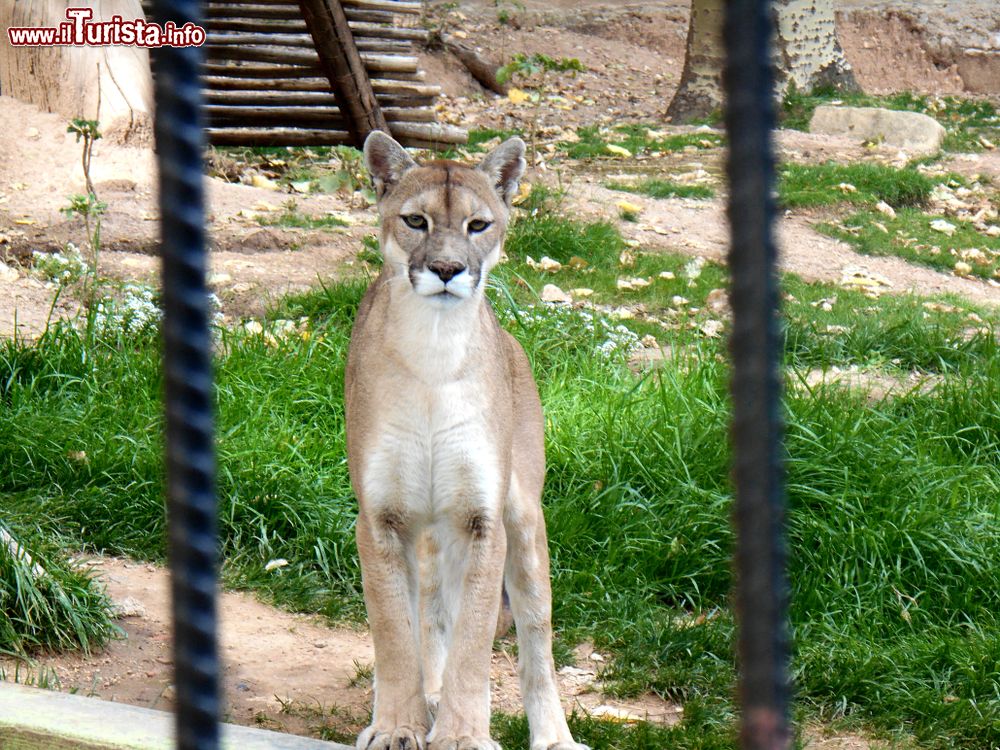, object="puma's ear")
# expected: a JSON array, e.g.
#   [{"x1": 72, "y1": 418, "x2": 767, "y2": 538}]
[
  {"x1": 477, "y1": 137, "x2": 526, "y2": 207},
  {"x1": 363, "y1": 130, "x2": 417, "y2": 198}
]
